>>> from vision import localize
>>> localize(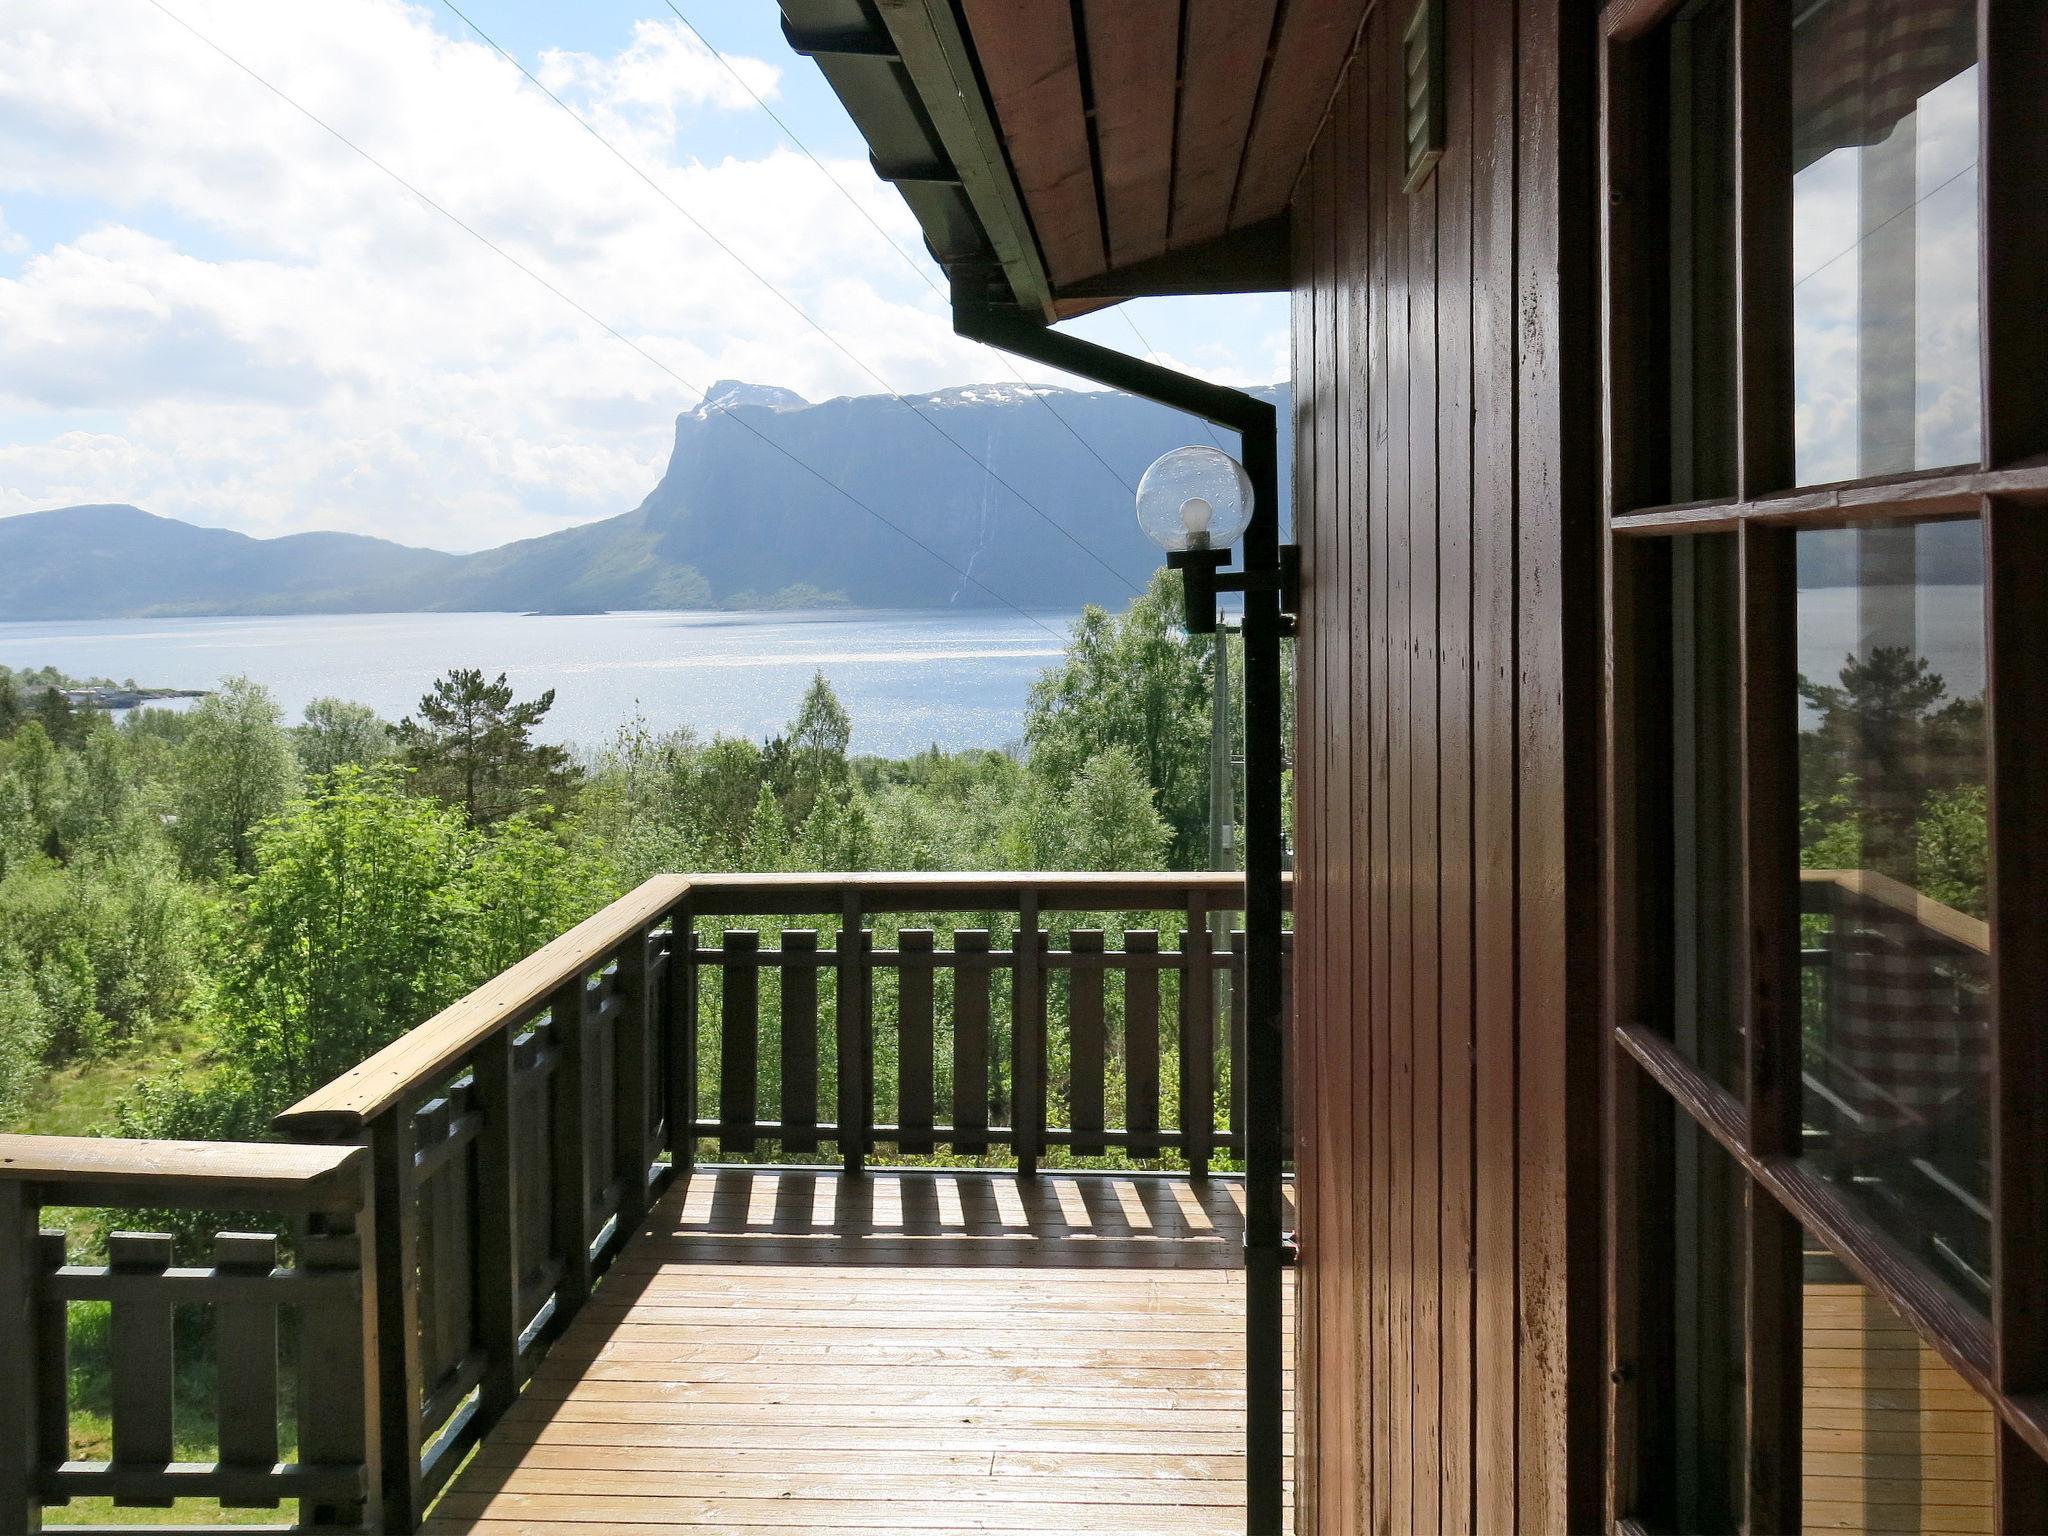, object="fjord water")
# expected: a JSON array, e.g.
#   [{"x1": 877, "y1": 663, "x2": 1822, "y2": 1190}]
[{"x1": 0, "y1": 609, "x2": 1079, "y2": 756}]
